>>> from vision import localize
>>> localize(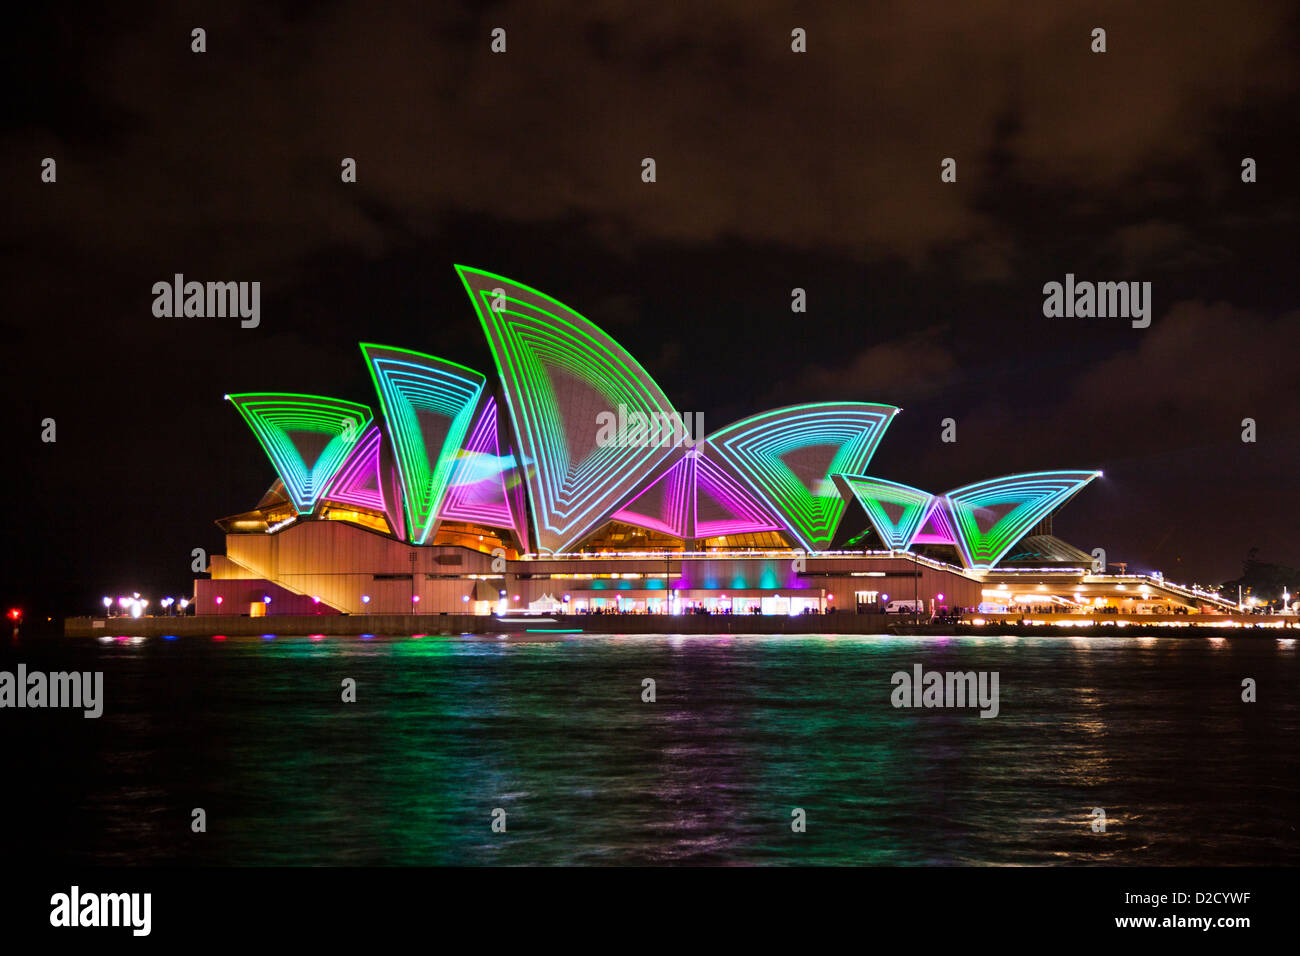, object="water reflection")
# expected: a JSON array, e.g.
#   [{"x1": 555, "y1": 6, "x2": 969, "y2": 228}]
[{"x1": 0, "y1": 633, "x2": 1293, "y2": 866}]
